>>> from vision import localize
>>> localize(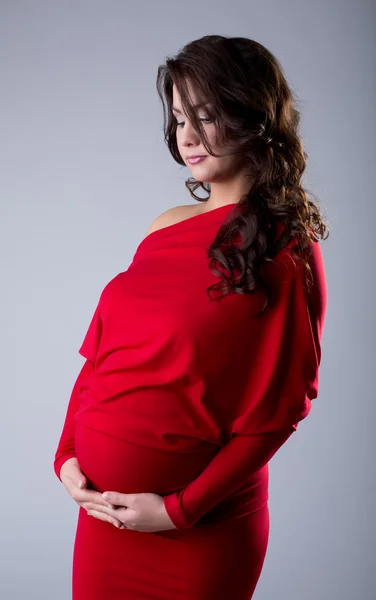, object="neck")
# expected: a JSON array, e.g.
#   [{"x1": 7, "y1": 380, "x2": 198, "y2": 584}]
[{"x1": 204, "y1": 169, "x2": 253, "y2": 211}]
